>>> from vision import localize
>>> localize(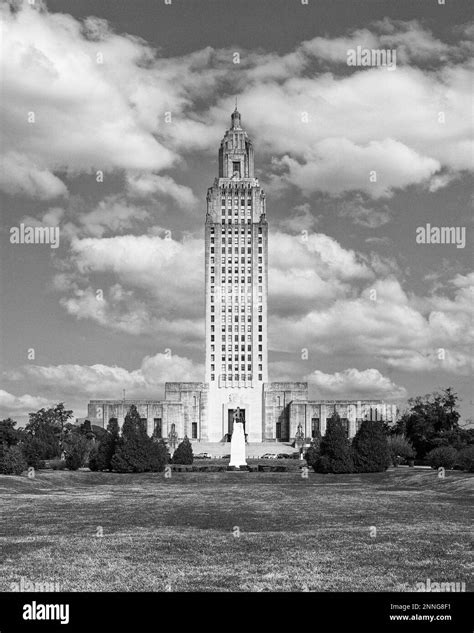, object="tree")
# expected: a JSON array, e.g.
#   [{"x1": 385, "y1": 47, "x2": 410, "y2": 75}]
[
  {"x1": 24, "y1": 403, "x2": 74, "y2": 460},
  {"x1": 149, "y1": 439, "x2": 170, "y2": 472},
  {"x1": 314, "y1": 412, "x2": 353, "y2": 473},
  {"x1": 21, "y1": 435, "x2": 46, "y2": 469},
  {"x1": 457, "y1": 446, "x2": 474, "y2": 472},
  {"x1": 387, "y1": 435, "x2": 415, "y2": 466},
  {"x1": 172, "y1": 436, "x2": 193, "y2": 464},
  {"x1": 89, "y1": 419, "x2": 120, "y2": 471},
  {"x1": 304, "y1": 431, "x2": 321, "y2": 470},
  {"x1": 395, "y1": 388, "x2": 461, "y2": 460},
  {"x1": 352, "y1": 420, "x2": 391, "y2": 472},
  {"x1": 0, "y1": 418, "x2": 21, "y2": 448},
  {"x1": 426, "y1": 446, "x2": 458, "y2": 470},
  {"x1": 0, "y1": 445, "x2": 27, "y2": 475},
  {"x1": 111, "y1": 406, "x2": 168, "y2": 473},
  {"x1": 62, "y1": 423, "x2": 94, "y2": 470}
]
